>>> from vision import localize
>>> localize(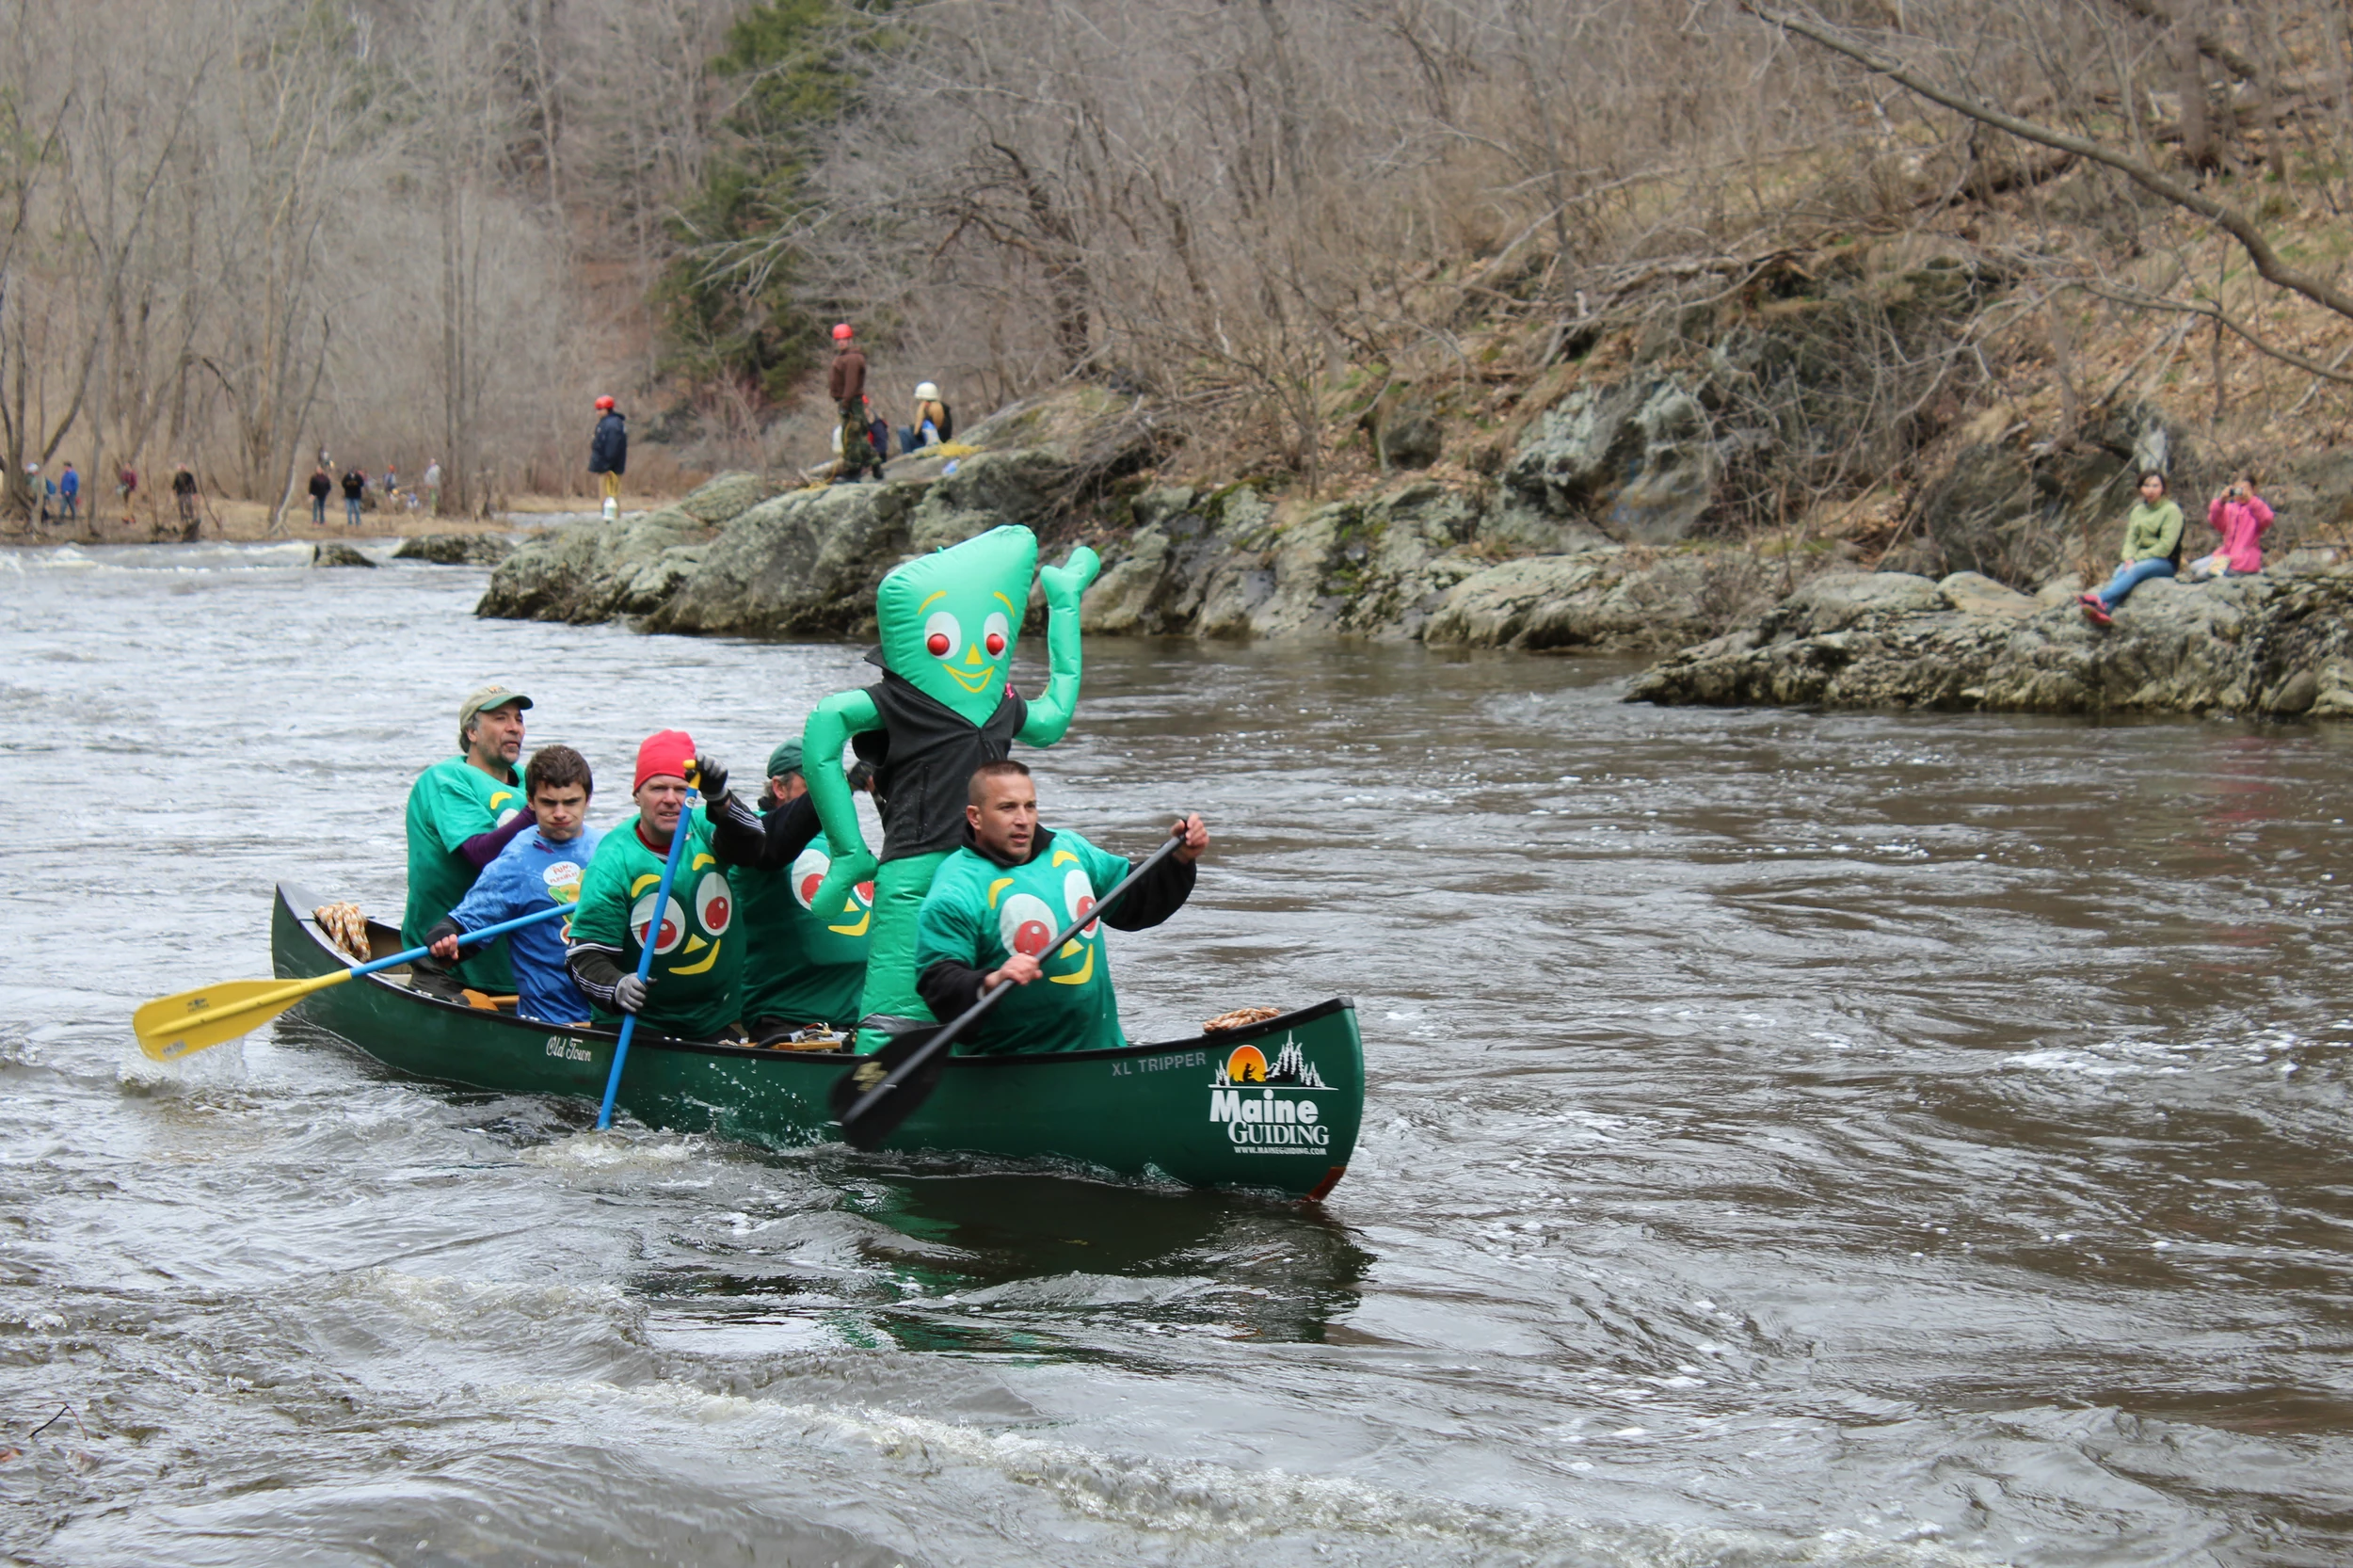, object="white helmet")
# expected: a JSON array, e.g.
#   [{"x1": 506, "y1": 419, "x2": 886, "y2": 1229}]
[{"x1": 915, "y1": 381, "x2": 940, "y2": 401}]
